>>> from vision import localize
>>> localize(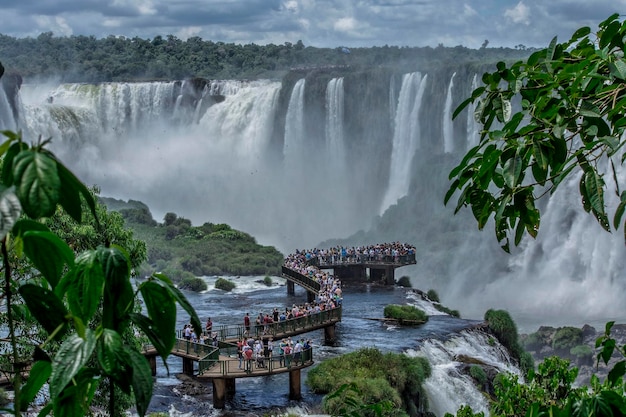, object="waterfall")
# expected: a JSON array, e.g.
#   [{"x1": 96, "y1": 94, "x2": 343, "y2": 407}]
[
  {"x1": 379, "y1": 72, "x2": 427, "y2": 215},
  {"x1": 407, "y1": 328, "x2": 521, "y2": 417},
  {"x1": 466, "y1": 74, "x2": 481, "y2": 149},
  {"x1": 0, "y1": 86, "x2": 16, "y2": 131},
  {"x1": 443, "y1": 72, "x2": 456, "y2": 153},
  {"x1": 325, "y1": 78, "x2": 346, "y2": 178},
  {"x1": 283, "y1": 78, "x2": 306, "y2": 180}
]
